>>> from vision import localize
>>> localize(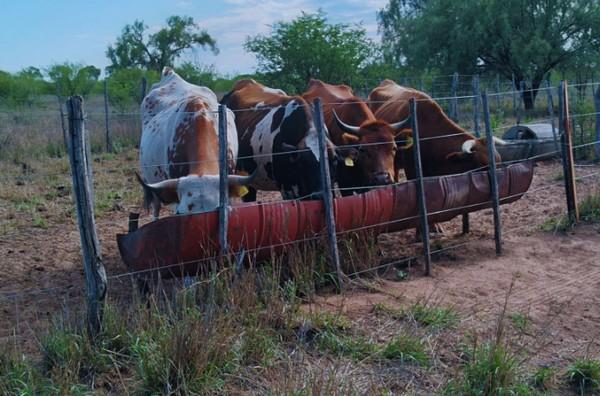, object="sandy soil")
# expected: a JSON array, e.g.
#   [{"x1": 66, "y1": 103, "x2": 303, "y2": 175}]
[{"x1": 1, "y1": 159, "x2": 600, "y2": 371}]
